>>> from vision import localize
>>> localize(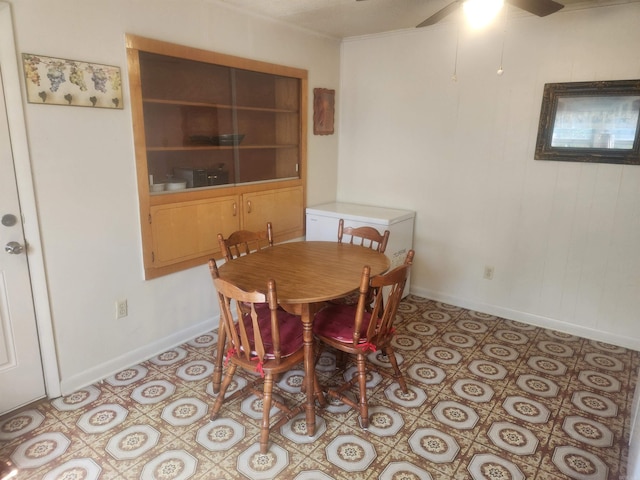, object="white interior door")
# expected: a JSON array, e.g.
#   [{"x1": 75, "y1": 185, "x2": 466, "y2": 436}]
[{"x1": 0, "y1": 70, "x2": 46, "y2": 414}]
